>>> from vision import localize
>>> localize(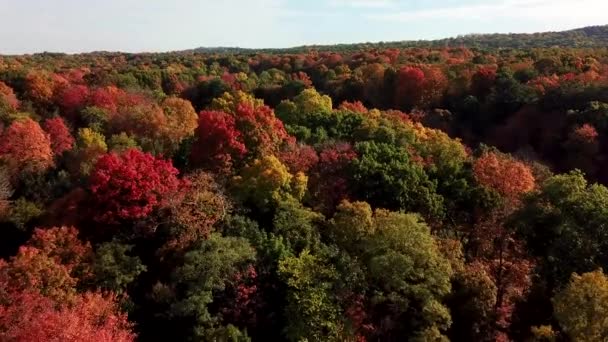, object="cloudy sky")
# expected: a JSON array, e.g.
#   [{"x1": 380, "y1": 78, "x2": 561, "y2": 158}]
[{"x1": 1, "y1": 0, "x2": 607, "y2": 54}]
